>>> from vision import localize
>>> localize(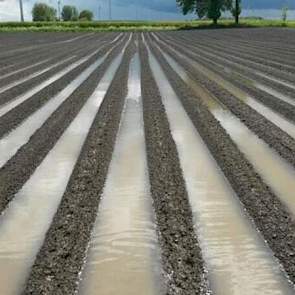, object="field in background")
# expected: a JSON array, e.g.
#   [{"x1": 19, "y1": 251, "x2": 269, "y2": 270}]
[{"x1": 0, "y1": 19, "x2": 295, "y2": 31}]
